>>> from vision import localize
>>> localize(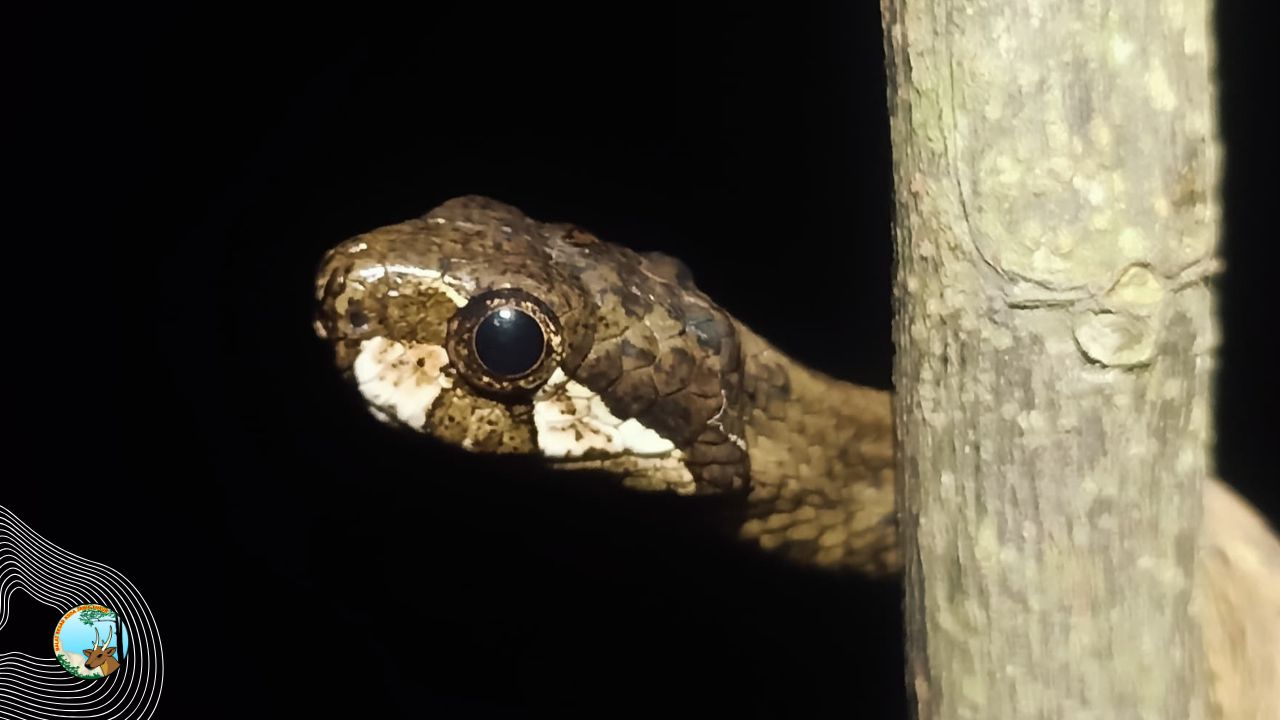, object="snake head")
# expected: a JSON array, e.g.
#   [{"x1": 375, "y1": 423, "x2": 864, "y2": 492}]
[{"x1": 314, "y1": 196, "x2": 750, "y2": 496}]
